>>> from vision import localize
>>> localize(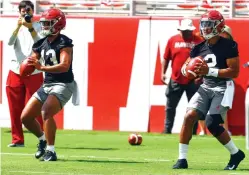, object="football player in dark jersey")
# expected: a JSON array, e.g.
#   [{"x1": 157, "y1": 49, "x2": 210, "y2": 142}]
[
  {"x1": 198, "y1": 25, "x2": 234, "y2": 136},
  {"x1": 173, "y1": 10, "x2": 245, "y2": 170},
  {"x1": 21, "y1": 8, "x2": 74, "y2": 161}
]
